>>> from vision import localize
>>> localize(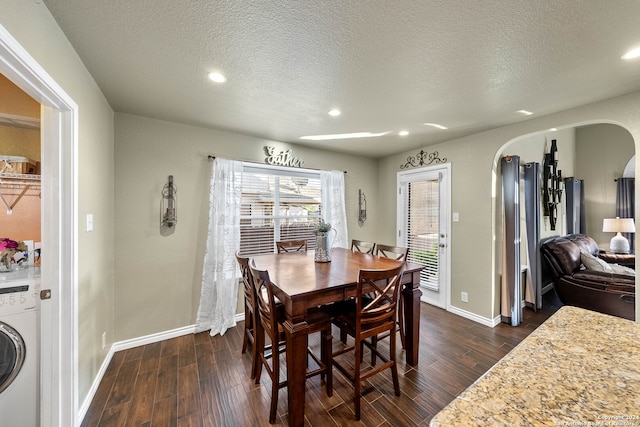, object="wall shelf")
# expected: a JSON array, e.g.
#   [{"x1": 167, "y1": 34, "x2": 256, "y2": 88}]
[{"x1": 0, "y1": 172, "x2": 41, "y2": 214}]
